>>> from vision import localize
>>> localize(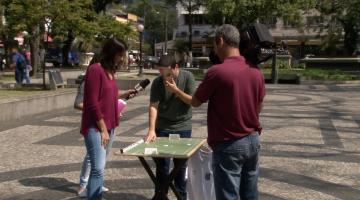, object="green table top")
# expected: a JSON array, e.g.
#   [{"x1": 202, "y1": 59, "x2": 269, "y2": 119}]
[{"x1": 120, "y1": 137, "x2": 207, "y2": 158}]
